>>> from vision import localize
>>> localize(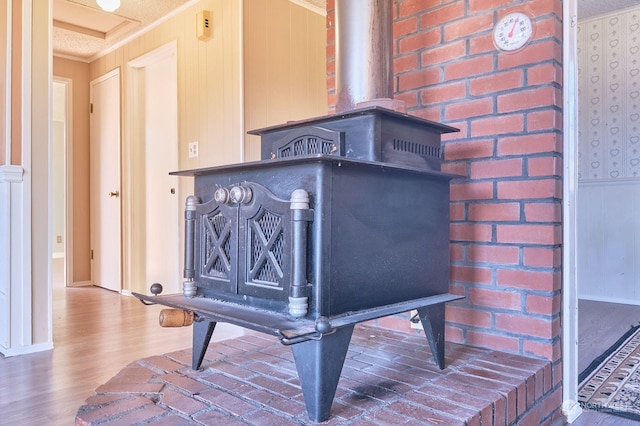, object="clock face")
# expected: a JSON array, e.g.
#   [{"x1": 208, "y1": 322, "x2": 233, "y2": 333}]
[{"x1": 493, "y1": 12, "x2": 533, "y2": 52}]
